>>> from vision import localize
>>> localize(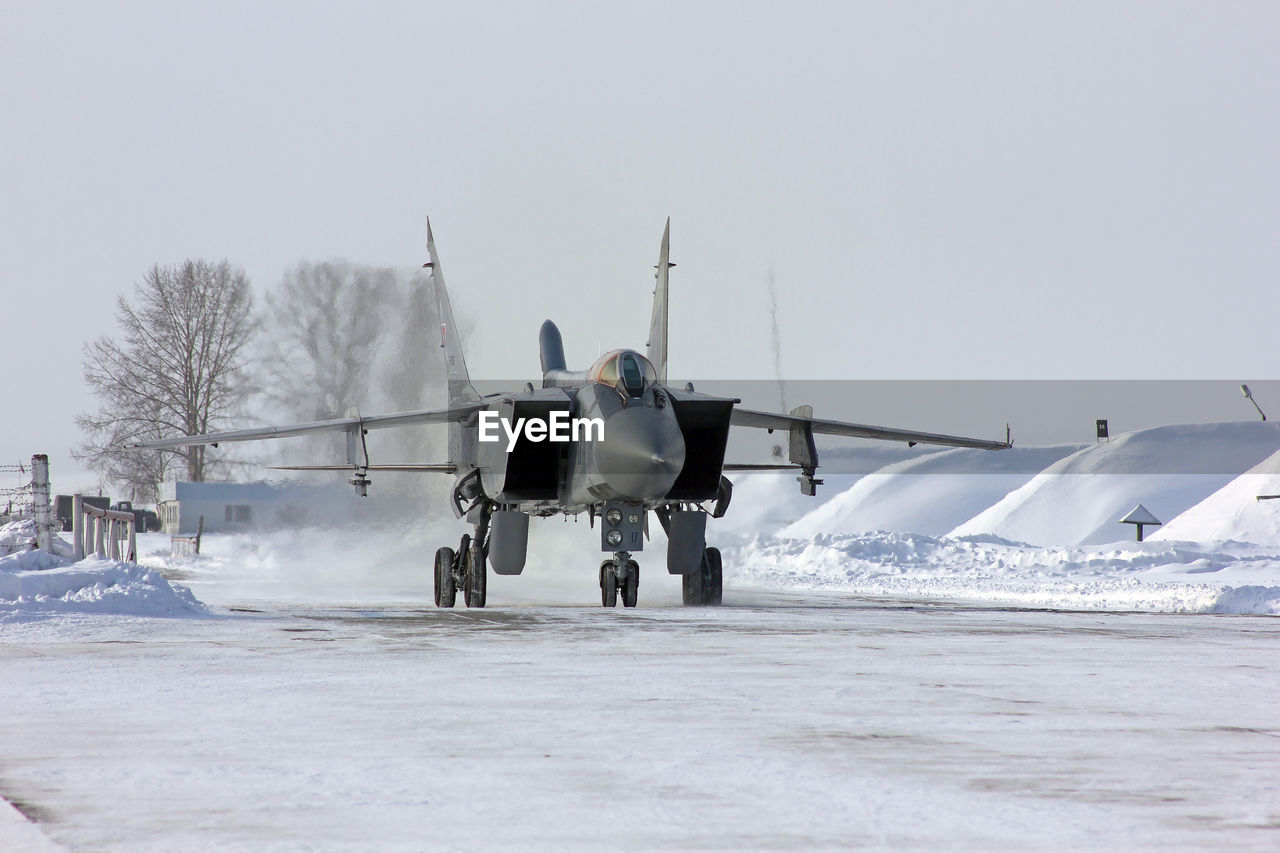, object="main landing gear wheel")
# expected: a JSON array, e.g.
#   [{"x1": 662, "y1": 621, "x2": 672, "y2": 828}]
[
  {"x1": 622, "y1": 560, "x2": 639, "y2": 608},
  {"x1": 682, "y1": 546, "x2": 723, "y2": 607},
  {"x1": 600, "y1": 561, "x2": 618, "y2": 607},
  {"x1": 464, "y1": 544, "x2": 487, "y2": 608},
  {"x1": 434, "y1": 546, "x2": 456, "y2": 608}
]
